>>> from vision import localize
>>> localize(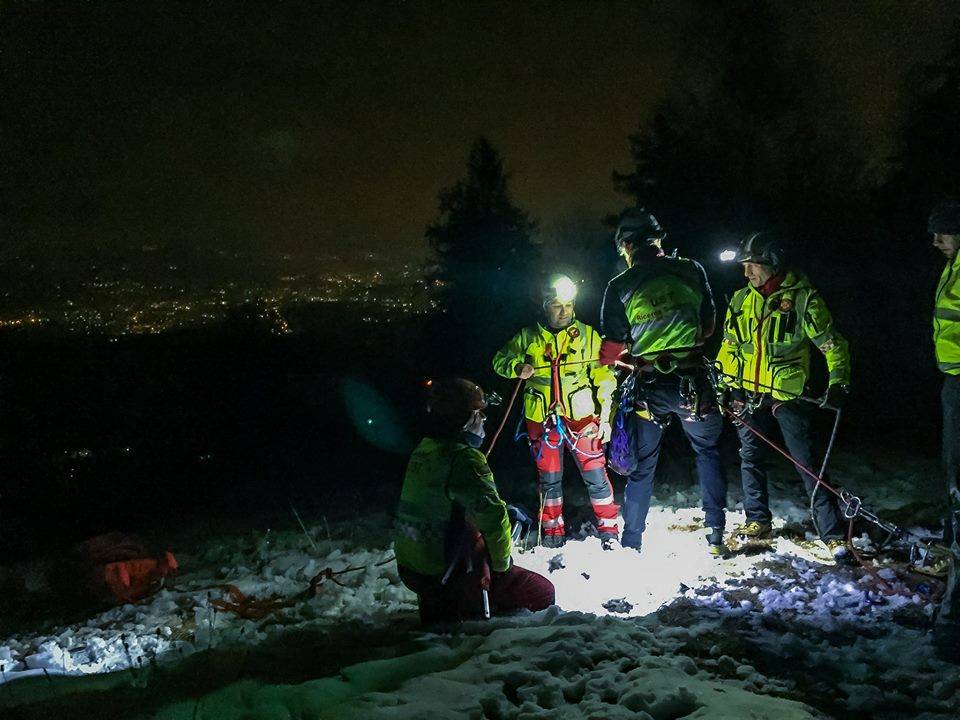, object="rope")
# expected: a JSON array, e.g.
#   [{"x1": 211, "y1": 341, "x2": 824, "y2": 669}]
[
  {"x1": 551, "y1": 415, "x2": 605, "y2": 459},
  {"x1": 533, "y1": 358, "x2": 636, "y2": 372},
  {"x1": 721, "y1": 405, "x2": 842, "y2": 500},
  {"x1": 809, "y1": 408, "x2": 843, "y2": 539},
  {"x1": 846, "y1": 519, "x2": 896, "y2": 595},
  {"x1": 709, "y1": 362, "x2": 831, "y2": 407},
  {"x1": 721, "y1": 403, "x2": 900, "y2": 591},
  {"x1": 172, "y1": 555, "x2": 397, "y2": 620},
  {"x1": 305, "y1": 555, "x2": 396, "y2": 596},
  {"x1": 485, "y1": 376, "x2": 524, "y2": 458}
]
